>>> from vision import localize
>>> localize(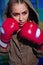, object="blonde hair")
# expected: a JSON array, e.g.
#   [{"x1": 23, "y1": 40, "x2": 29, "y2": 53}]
[{"x1": 3, "y1": 0, "x2": 39, "y2": 24}]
